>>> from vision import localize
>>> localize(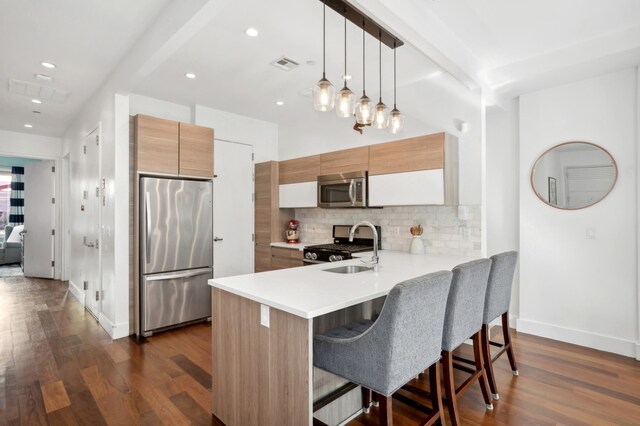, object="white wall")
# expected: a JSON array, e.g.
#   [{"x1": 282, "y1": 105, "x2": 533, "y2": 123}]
[
  {"x1": 518, "y1": 68, "x2": 638, "y2": 358},
  {"x1": 129, "y1": 94, "x2": 192, "y2": 123},
  {"x1": 485, "y1": 100, "x2": 520, "y2": 320},
  {"x1": 194, "y1": 105, "x2": 278, "y2": 162},
  {"x1": 62, "y1": 84, "x2": 130, "y2": 339}
]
